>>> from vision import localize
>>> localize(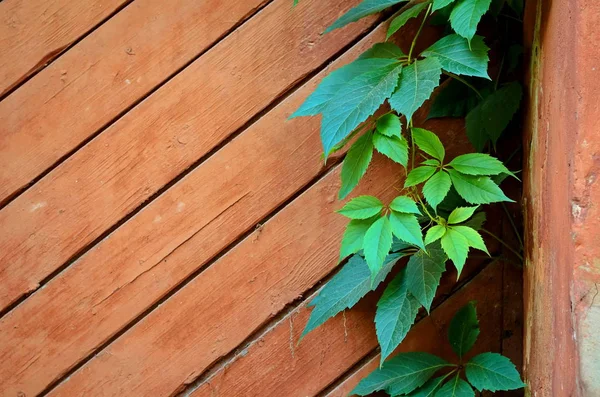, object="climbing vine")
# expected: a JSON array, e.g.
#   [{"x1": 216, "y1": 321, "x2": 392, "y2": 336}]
[{"x1": 291, "y1": 0, "x2": 525, "y2": 395}]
